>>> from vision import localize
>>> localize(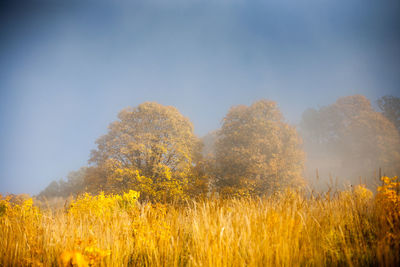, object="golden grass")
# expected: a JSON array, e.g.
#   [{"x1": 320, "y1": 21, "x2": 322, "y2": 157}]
[{"x1": 1, "y1": 178, "x2": 399, "y2": 266}]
